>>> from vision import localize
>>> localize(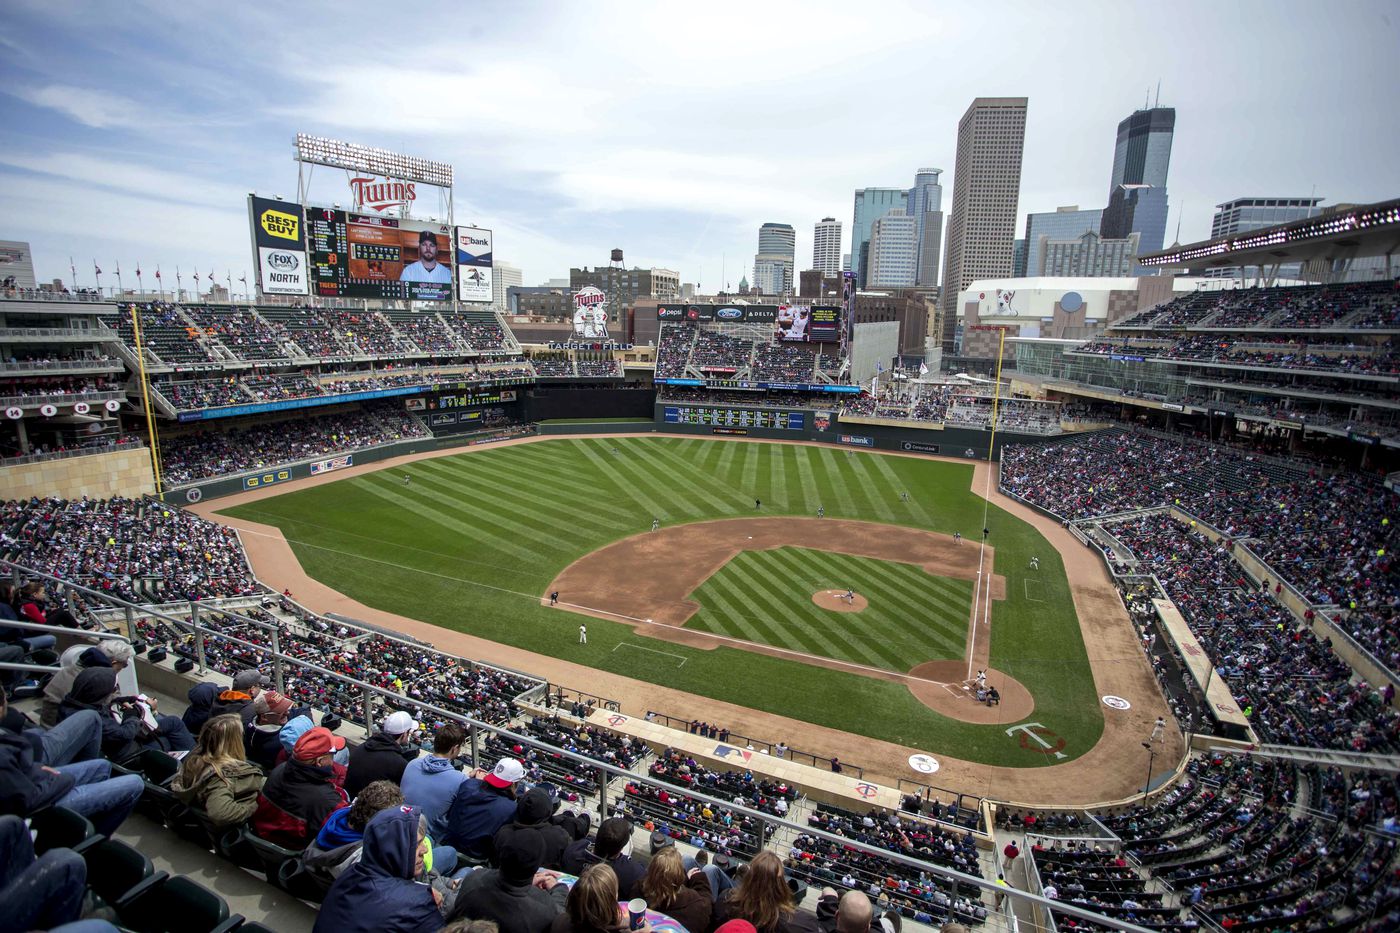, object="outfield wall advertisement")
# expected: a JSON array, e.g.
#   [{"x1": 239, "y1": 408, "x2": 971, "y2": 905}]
[
  {"x1": 655, "y1": 304, "x2": 841, "y2": 342},
  {"x1": 249, "y1": 196, "x2": 309, "y2": 295}
]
